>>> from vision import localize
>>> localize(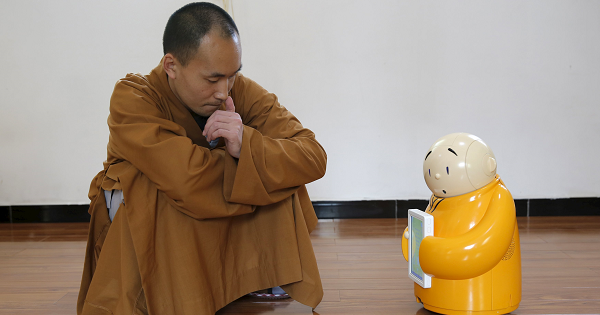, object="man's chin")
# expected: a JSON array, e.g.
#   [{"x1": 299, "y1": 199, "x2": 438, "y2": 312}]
[{"x1": 194, "y1": 105, "x2": 220, "y2": 117}]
